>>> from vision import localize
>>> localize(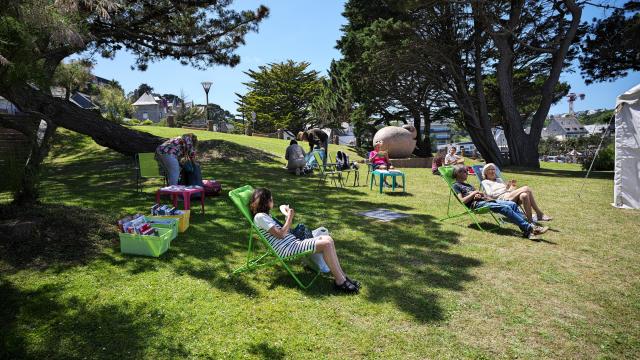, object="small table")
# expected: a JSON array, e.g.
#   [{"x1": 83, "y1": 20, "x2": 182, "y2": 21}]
[
  {"x1": 370, "y1": 170, "x2": 406, "y2": 193},
  {"x1": 156, "y1": 185, "x2": 205, "y2": 214}
]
